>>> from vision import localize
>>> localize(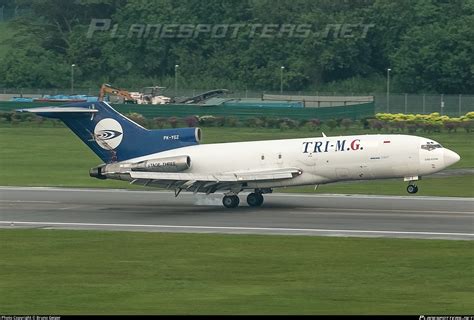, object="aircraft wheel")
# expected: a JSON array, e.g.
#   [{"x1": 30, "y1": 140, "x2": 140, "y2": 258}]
[
  {"x1": 247, "y1": 193, "x2": 264, "y2": 207},
  {"x1": 407, "y1": 184, "x2": 418, "y2": 194},
  {"x1": 223, "y1": 195, "x2": 240, "y2": 208}
]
